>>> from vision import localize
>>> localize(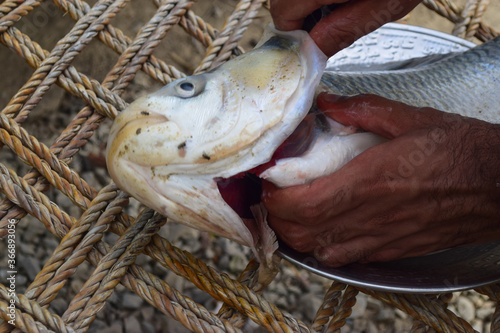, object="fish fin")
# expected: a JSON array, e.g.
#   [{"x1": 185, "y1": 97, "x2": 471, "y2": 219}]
[{"x1": 250, "y1": 203, "x2": 281, "y2": 285}]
